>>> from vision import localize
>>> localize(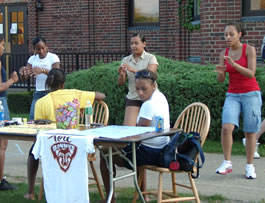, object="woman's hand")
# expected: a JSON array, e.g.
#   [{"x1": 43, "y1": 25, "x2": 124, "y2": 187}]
[
  {"x1": 215, "y1": 65, "x2": 226, "y2": 74},
  {"x1": 19, "y1": 66, "x2": 32, "y2": 76},
  {"x1": 118, "y1": 65, "x2": 127, "y2": 85},
  {"x1": 223, "y1": 56, "x2": 235, "y2": 67},
  {"x1": 121, "y1": 64, "x2": 136, "y2": 73},
  {"x1": 10, "y1": 71, "x2": 19, "y2": 83},
  {"x1": 118, "y1": 66, "x2": 126, "y2": 76},
  {"x1": 31, "y1": 67, "x2": 47, "y2": 77}
]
